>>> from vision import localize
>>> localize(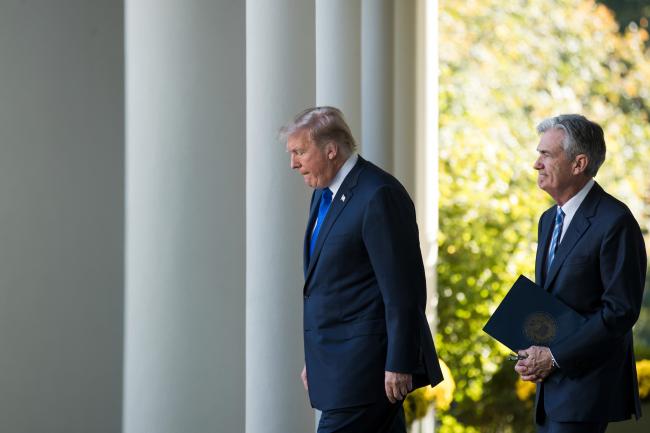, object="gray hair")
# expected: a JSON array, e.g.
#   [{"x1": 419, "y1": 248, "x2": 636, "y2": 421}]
[
  {"x1": 536, "y1": 114, "x2": 606, "y2": 177},
  {"x1": 280, "y1": 106, "x2": 356, "y2": 154}
]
